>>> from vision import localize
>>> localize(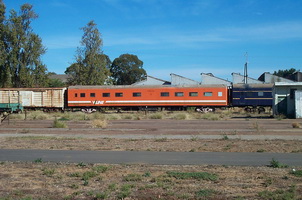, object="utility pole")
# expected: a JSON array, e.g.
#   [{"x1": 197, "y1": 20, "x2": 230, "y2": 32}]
[{"x1": 244, "y1": 52, "x2": 248, "y2": 84}]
